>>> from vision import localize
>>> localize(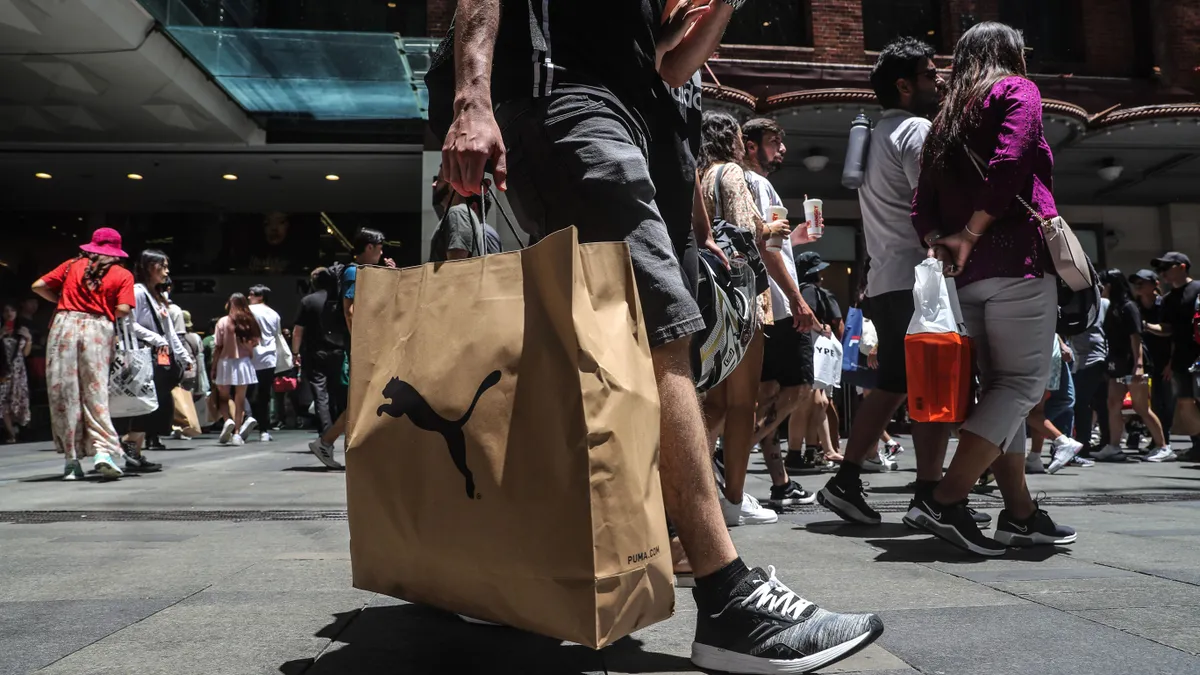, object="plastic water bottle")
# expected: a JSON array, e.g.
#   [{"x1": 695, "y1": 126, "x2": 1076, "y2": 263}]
[{"x1": 841, "y1": 113, "x2": 872, "y2": 190}]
